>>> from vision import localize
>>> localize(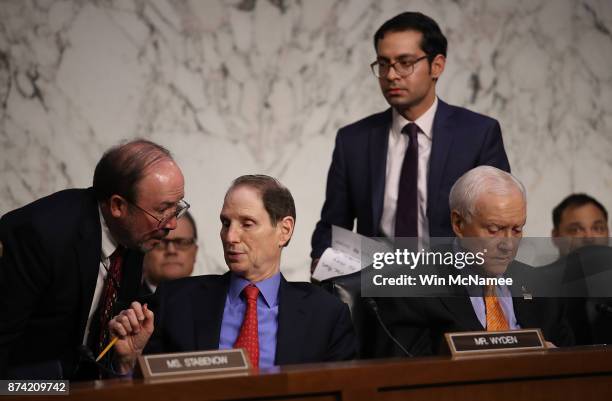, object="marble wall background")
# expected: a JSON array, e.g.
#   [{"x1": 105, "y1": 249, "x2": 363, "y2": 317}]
[{"x1": 1, "y1": 0, "x2": 611, "y2": 280}]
